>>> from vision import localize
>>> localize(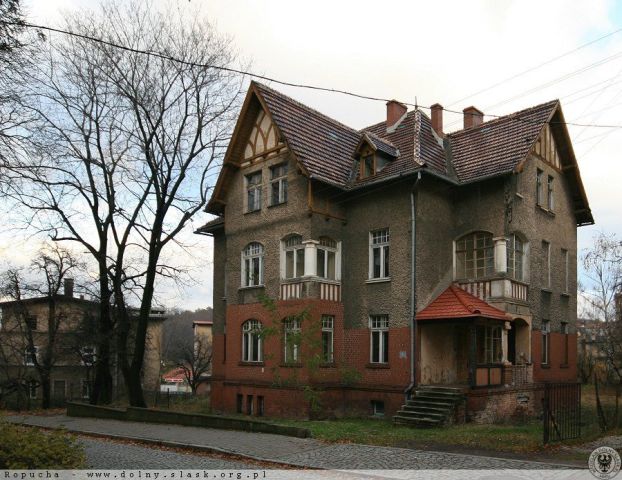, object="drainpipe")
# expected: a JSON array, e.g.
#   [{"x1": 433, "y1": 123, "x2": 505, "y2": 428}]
[{"x1": 406, "y1": 171, "x2": 422, "y2": 400}]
